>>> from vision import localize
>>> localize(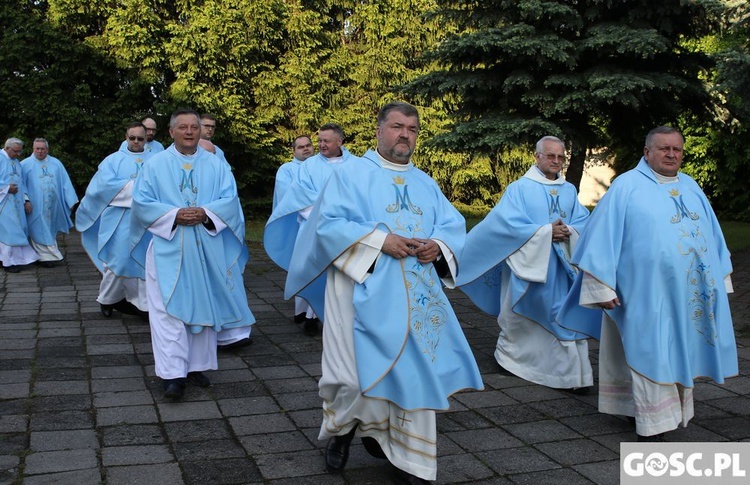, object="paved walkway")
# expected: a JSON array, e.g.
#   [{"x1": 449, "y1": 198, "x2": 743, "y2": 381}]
[{"x1": 1, "y1": 234, "x2": 748, "y2": 484}]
